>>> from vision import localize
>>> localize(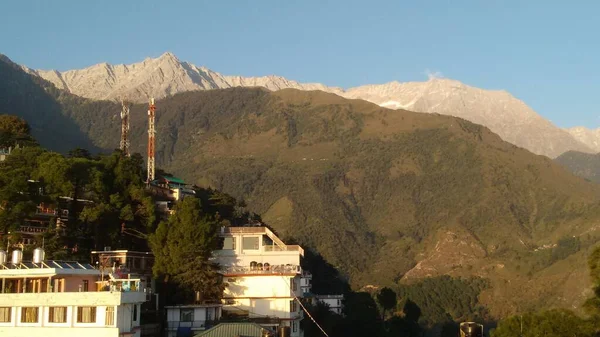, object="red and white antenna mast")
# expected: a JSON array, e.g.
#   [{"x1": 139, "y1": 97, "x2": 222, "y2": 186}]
[
  {"x1": 120, "y1": 100, "x2": 130, "y2": 156},
  {"x1": 147, "y1": 98, "x2": 156, "y2": 183}
]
